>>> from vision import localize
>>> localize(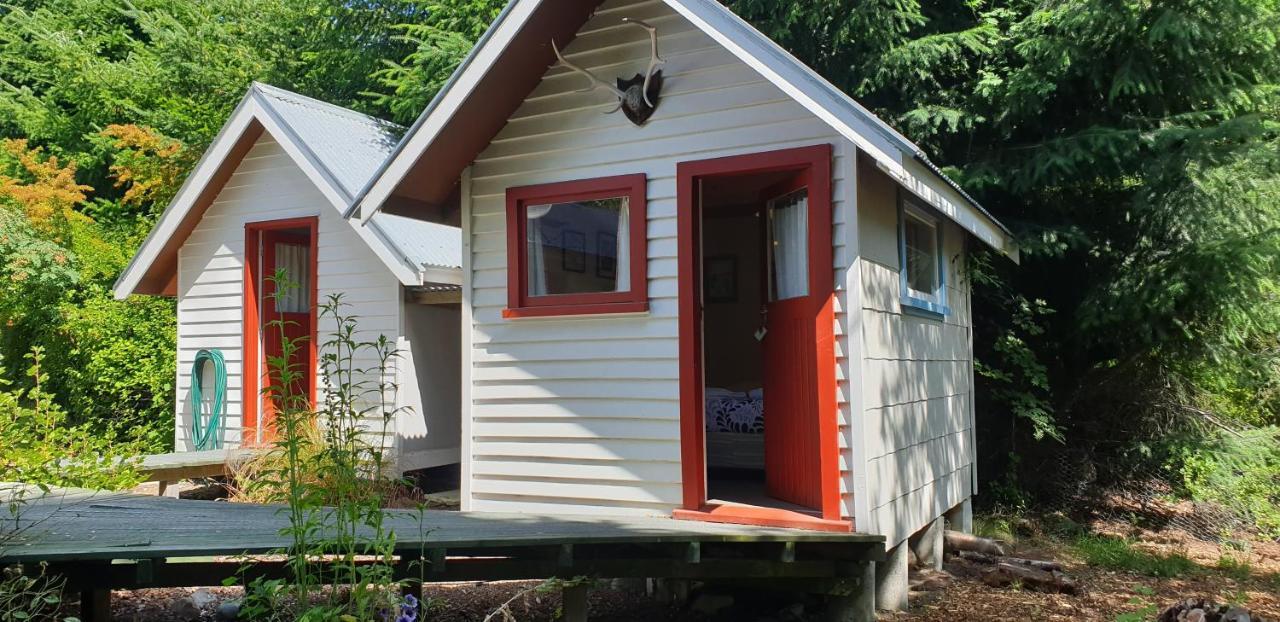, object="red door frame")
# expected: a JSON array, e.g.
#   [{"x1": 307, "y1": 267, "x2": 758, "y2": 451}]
[
  {"x1": 674, "y1": 144, "x2": 846, "y2": 530},
  {"x1": 243, "y1": 216, "x2": 319, "y2": 446}
]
